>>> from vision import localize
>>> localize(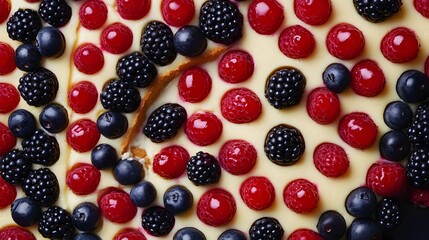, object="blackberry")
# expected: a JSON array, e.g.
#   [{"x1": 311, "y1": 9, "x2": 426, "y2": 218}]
[
  {"x1": 199, "y1": 0, "x2": 243, "y2": 45},
  {"x1": 100, "y1": 79, "x2": 141, "y2": 113},
  {"x1": 186, "y1": 151, "x2": 221, "y2": 186},
  {"x1": 0, "y1": 149, "x2": 32, "y2": 185},
  {"x1": 6, "y1": 9, "x2": 42, "y2": 43},
  {"x1": 407, "y1": 102, "x2": 429, "y2": 148},
  {"x1": 406, "y1": 148, "x2": 429, "y2": 189},
  {"x1": 22, "y1": 168, "x2": 59, "y2": 207},
  {"x1": 141, "y1": 21, "x2": 177, "y2": 66},
  {"x1": 38, "y1": 206, "x2": 74, "y2": 239},
  {"x1": 265, "y1": 67, "x2": 306, "y2": 109},
  {"x1": 38, "y1": 0, "x2": 72, "y2": 27},
  {"x1": 353, "y1": 0, "x2": 402, "y2": 23},
  {"x1": 21, "y1": 129, "x2": 60, "y2": 166},
  {"x1": 249, "y1": 217, "x2": 284, "y2": 240},
  {"x1": 116, "y1": 52, "x2": 158, "y2": 88},
  {"x1": 18, "y1": 68, "x2": 59, "y2": 107},
  {"x1": 264, "y1": 124, "x2": 305, "y2": 166},
  {"x1": 143, "y1": 103, "x2": 187, "y2": 143},
  {"x1": 141, "y1": 206, "x2": 175, "y2": 237},
  {"x1": 375, "y1": 198, "x2": 402, "y2": 230}
]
